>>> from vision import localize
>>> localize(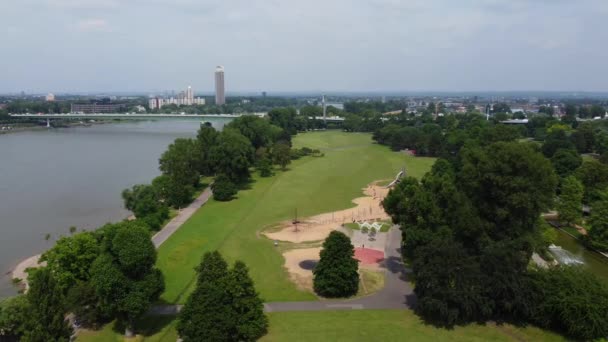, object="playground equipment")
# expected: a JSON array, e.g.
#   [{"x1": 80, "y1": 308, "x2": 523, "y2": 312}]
[
  {"x1": 357, "y1": 221, "x2": 385, "y2": 231},
  {"x1": 386, "y1": 168, "x2": 406, "y2": 188}
]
